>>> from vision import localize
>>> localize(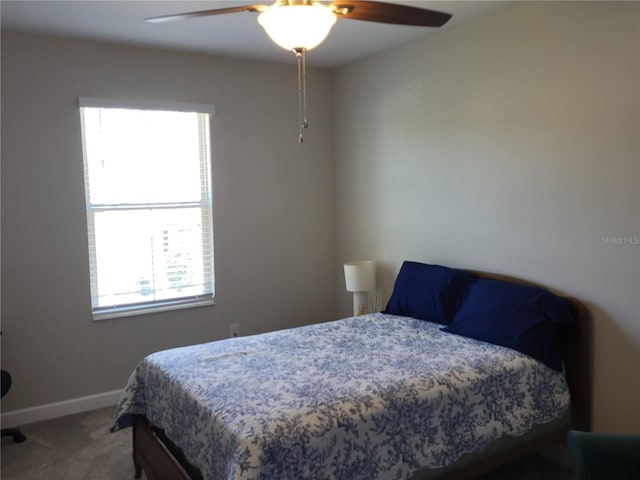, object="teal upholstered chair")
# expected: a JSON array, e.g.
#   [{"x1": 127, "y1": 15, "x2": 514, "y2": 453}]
[{"x1": 567, "y1": 430, "x2": 640, "y2": 480}]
